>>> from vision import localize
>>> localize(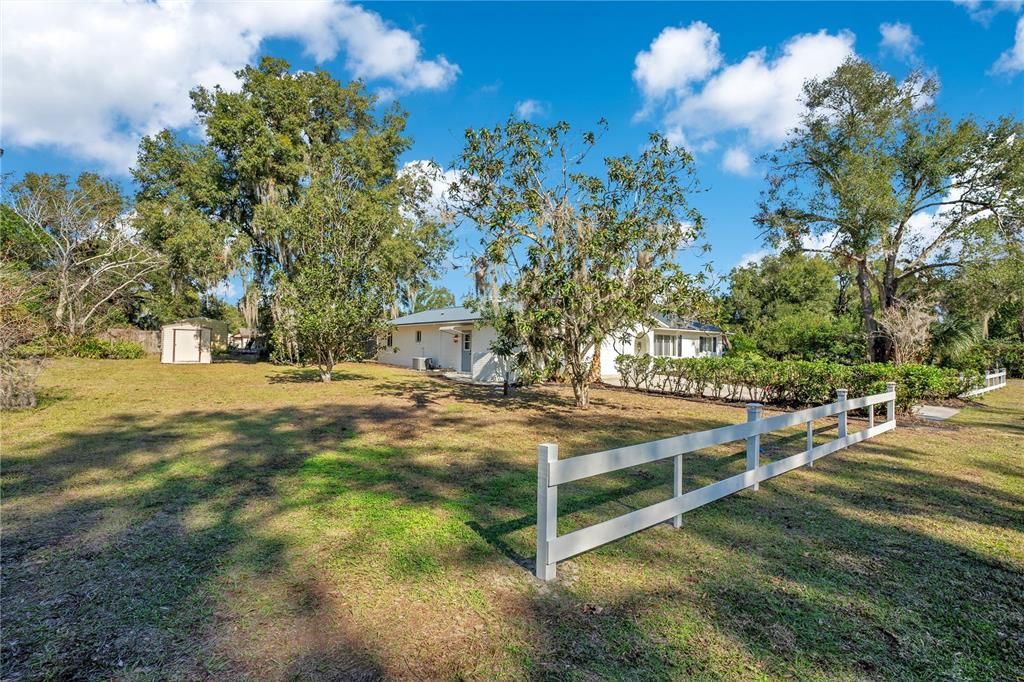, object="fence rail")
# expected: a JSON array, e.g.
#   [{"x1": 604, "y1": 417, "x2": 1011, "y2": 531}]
[
  {"x1": 536, "y1": 383, "x2": 897, "y2": 580},
  {"x1": 962, "y1": 369, "x2": 1008, "y2": 398}
]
